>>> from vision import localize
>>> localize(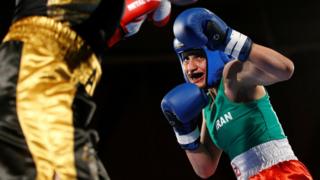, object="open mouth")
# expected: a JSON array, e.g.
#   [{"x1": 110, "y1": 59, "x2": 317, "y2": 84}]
[{"x1": 189, "y1": 72, "x2": 204, "y2": 81}]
